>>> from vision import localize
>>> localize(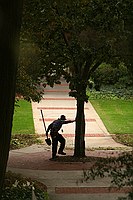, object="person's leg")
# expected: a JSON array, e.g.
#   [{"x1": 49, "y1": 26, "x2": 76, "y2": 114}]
[
  {"x1": 57, "y1": 134, "x2": 66, "y2": 155},
  {"x1": 52, "y1": 137, "x2": 58, "y2": 158}
]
